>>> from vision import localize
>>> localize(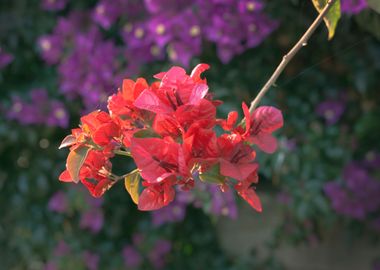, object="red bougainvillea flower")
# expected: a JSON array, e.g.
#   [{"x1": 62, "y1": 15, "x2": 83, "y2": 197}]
[
  {"x1": 247, "y1": 106, "x2": 283, "y2": 153},
  {"x1": 134, "y1": 64, "x2": 214, "y2": 132},
  {"x1": 138, "y1": 179, "x2": 175, "y2": 211},
  {"x1": 107, "y1": 78, "x2": 153, "y2": 146},
  {"x1": 183, "y1": 123, "x2": 219, "y2": 163},
  {"x1": 130, "y1": 137, "x2": 188, "y2": 183},
  {"x1": 59, "y1": 63, "x2": 284, "y2": 213},
  {"x1": 219, "y1": 103, "x2": 283, "y2": 154},
  {"x1": 108, "y1": 78, "x2": 150, "y2": 122},
  {"x1": 234, "y1": 168, "x2": 262, "y2": 212},
  {"x1": 60, "y1": 110, "x2": 121, "y2": 149},
  {"x1": 59, "y1": 150, "x2": 115, "y2": 198},
  {"x1": 218, "y1": 134, "x2": 258, "y2": 181}
]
